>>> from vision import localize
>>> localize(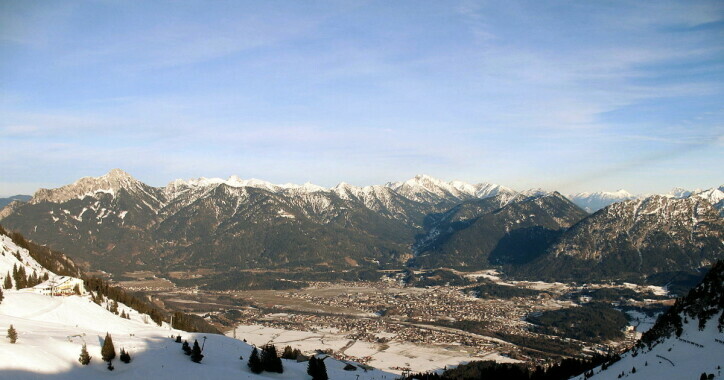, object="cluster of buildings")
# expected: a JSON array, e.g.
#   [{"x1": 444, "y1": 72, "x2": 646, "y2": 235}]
[
  {"x1": 32, "y1": 276, "x2": 85, "y2": 296},
  {"x1": 222, "y1": 280, "x2": 592, "y2": 364}
]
